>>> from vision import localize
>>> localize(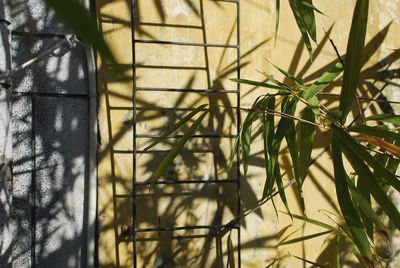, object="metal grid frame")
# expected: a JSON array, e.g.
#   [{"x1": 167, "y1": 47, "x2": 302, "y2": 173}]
[{"x1": 129, "y1": 0, "x2": 242, "y2": 266}]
